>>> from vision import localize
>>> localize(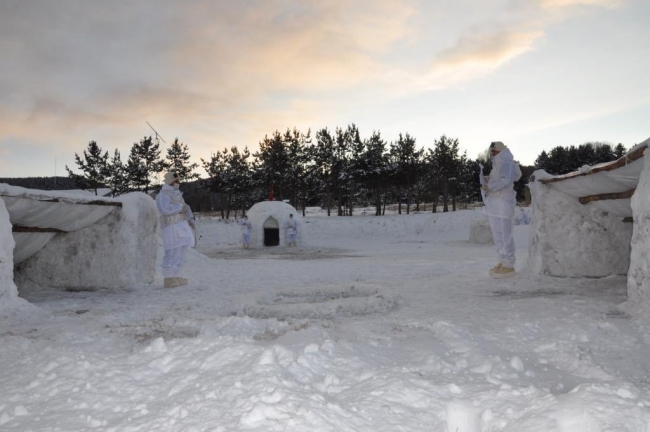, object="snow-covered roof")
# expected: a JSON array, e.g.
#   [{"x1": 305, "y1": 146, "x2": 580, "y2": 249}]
[
  {"x1": 537, "y1": 139, "x2": 649, "y2": 218},
  {"x1": 0, "y1": 184, "x2": 121, "y2": 264}
]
